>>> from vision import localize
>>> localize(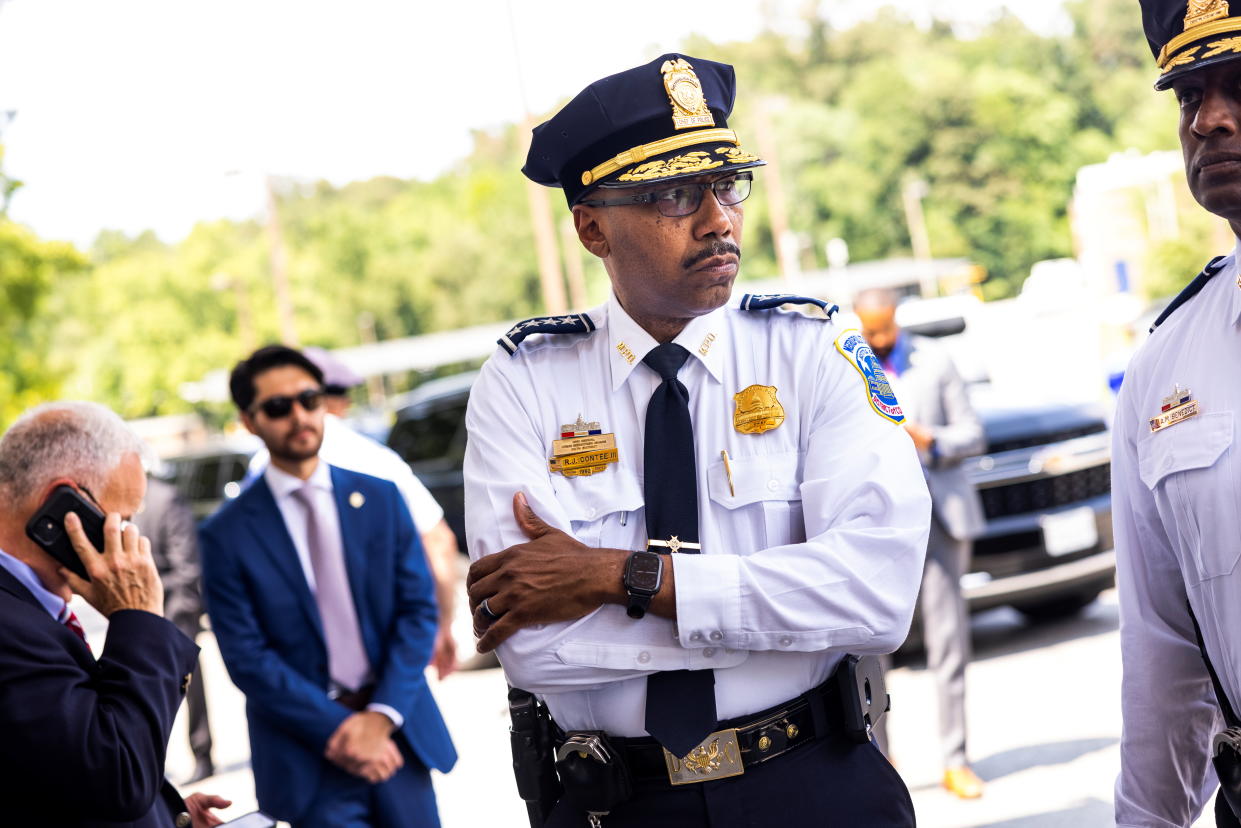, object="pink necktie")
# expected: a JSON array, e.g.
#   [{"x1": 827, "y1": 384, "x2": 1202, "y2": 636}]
[{"x1": 292, "y1": 485, "x2": 370, "y2": 691}]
